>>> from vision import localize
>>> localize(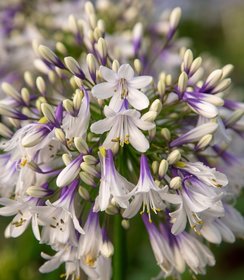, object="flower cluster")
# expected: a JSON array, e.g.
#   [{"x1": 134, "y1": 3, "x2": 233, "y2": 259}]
[{"x1": 0, "y1": 1, "x2": 243, "y2": 279}]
